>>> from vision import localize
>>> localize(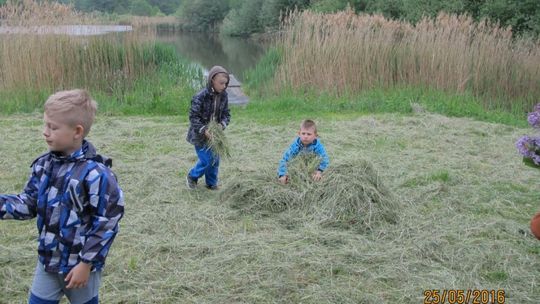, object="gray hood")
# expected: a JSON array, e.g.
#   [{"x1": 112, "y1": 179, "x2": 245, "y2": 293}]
[{"x1": 207, "y1": 65, "x2": 229, "y2": 92}]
